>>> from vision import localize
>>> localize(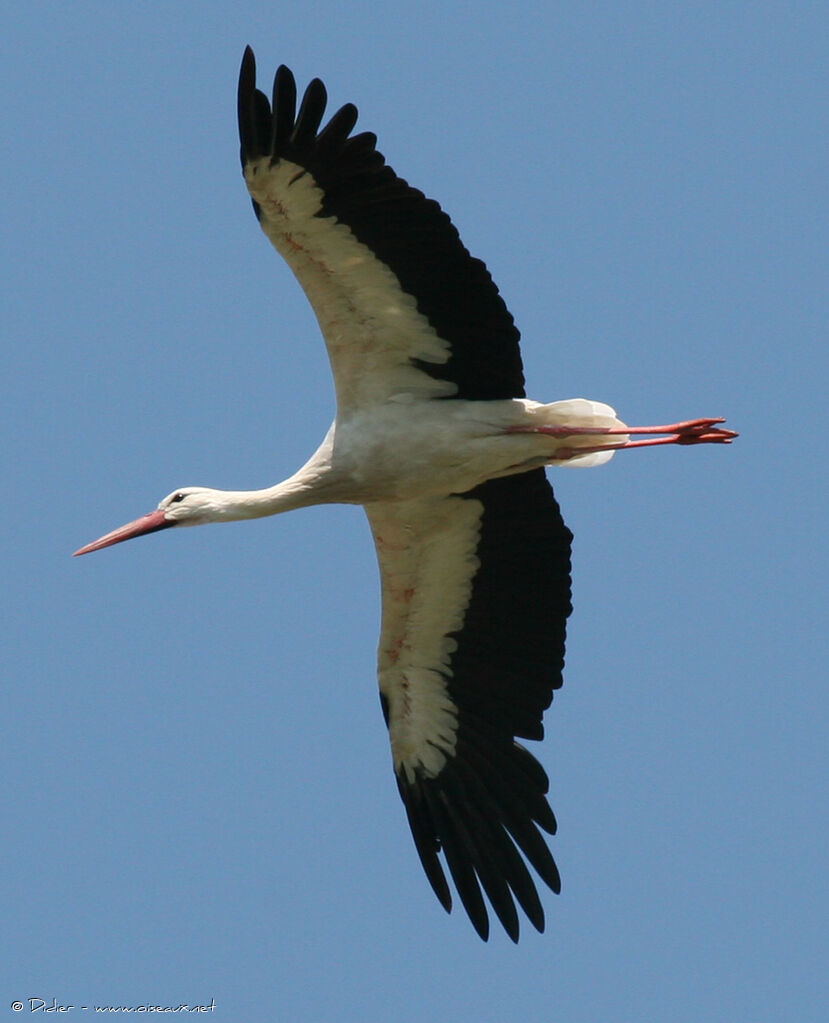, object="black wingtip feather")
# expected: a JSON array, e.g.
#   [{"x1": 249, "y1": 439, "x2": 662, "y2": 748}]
[
  {"x1": 316, "y1": 103, "x2": 359, "y2": 158},
  {"x1": 271, "y1": 65, "x2": 296, "y2": 149},
  {"x1": 237, "y1": 46, "x2": 274, "y2": 165},
  {"x1": 451, "y1": 756, "x2": 547, "y2": 934},
  {"x1": 398, "y1": 779, "x2": 452, "y2": 913},
  {"x1": 441, "y1": 770, "x2": 521, "y2": 942},
  {"x1": 292, "y1": 78, "x2": 328, "y2": 145},
  {"x1": 397, "y1": 742, "x2": 559, "y2": 941},
  {"x1": 423, "y1": 784, "x2": 490, "y2": 942},
  {"x1": 237, "y1": 46, "x2": 258, "y2": 165}
]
